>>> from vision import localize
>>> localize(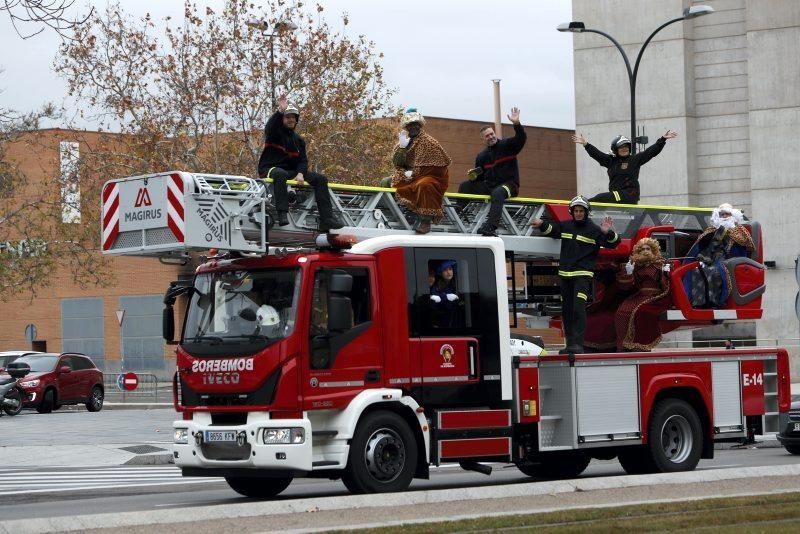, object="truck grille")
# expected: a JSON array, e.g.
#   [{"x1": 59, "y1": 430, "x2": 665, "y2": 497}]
[
  {"x1": 178, "y1": 368, "x2": 281, "y2": 408},
  {"x1": 201, "y1": 442, "x2": 251, "y2": 461}
]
